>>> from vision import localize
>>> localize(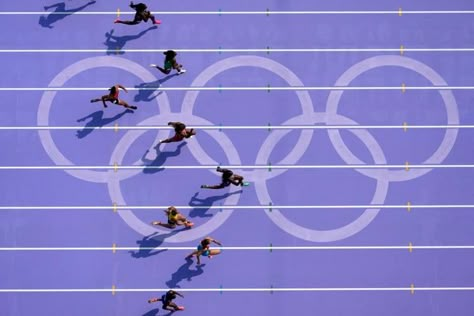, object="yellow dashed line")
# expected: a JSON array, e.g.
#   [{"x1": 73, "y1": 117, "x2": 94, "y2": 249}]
[
  {"x1": 112, "y1": 243, "x2": 117, "y2": 254},
  {"x1": 400, "y1": 45, "x2": 404, "y2": 55},
  {"x1": 113, "y1": 202, "x2": 117, "y2": 213},
  {"x1": 398, "y1": 7, "x2": 402, "y2": 16},
  {"x1": 112, "y1": 285, "x2": 116, "y2": 295},
  {"x1": 402, "y1": 83, "x2": 406, "y2": 93},
  {"x1": 407, "y1": 201, "x2": 411, "y2": 212},
  {"x1": 114, "y1": 123, "x2": 119, "y2": 132},
  {"x1": 117, "y1": 8, "x2": 120, "y2": 18},
  {"x1": 409, "y1": 242, "x2": 413, "y2": 253},
  {"x1": 405, "y1": 161, "x2": 409, "y2": 171},
  {"x1": 114, "y1": 162, "x2": 118, "y2": 172},
  {"x1": 403, "y1": 122, "x2": 408, "y2": 132},
  {"x1": 410, "y1": 283, "x2": 415, "y2": 294}
]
